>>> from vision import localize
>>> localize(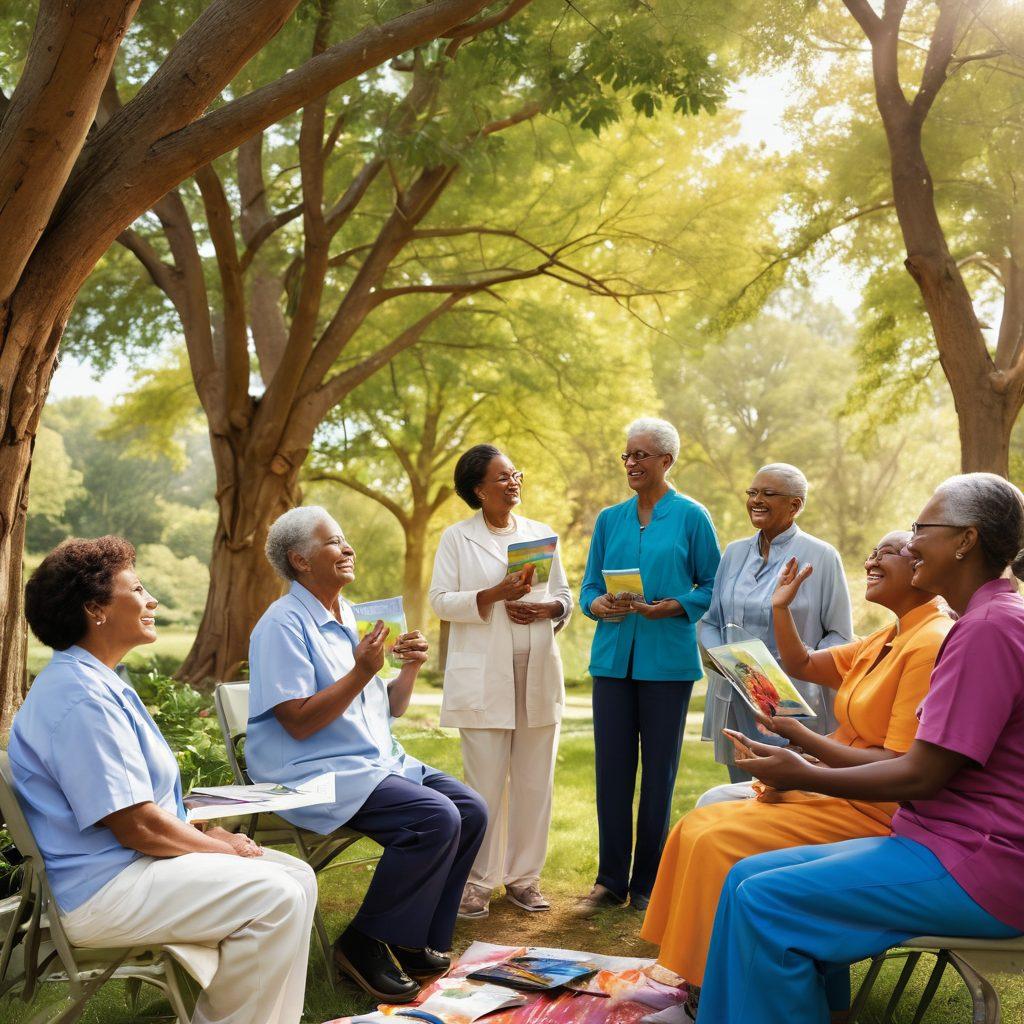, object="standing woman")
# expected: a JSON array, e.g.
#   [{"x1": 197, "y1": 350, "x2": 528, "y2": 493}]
[
  {"x1": 575, "y1": 418, "x2": 721, "y2": 916},
  {"x1": 697, "y1": 473, "x2": 1024, "y2": 1024},
  {"x1": 700, "y1": 464, "x2": 853, "y2": 796},
  {"x1": 429, "y1": 445, "x2": 572, "y2": 920}
]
